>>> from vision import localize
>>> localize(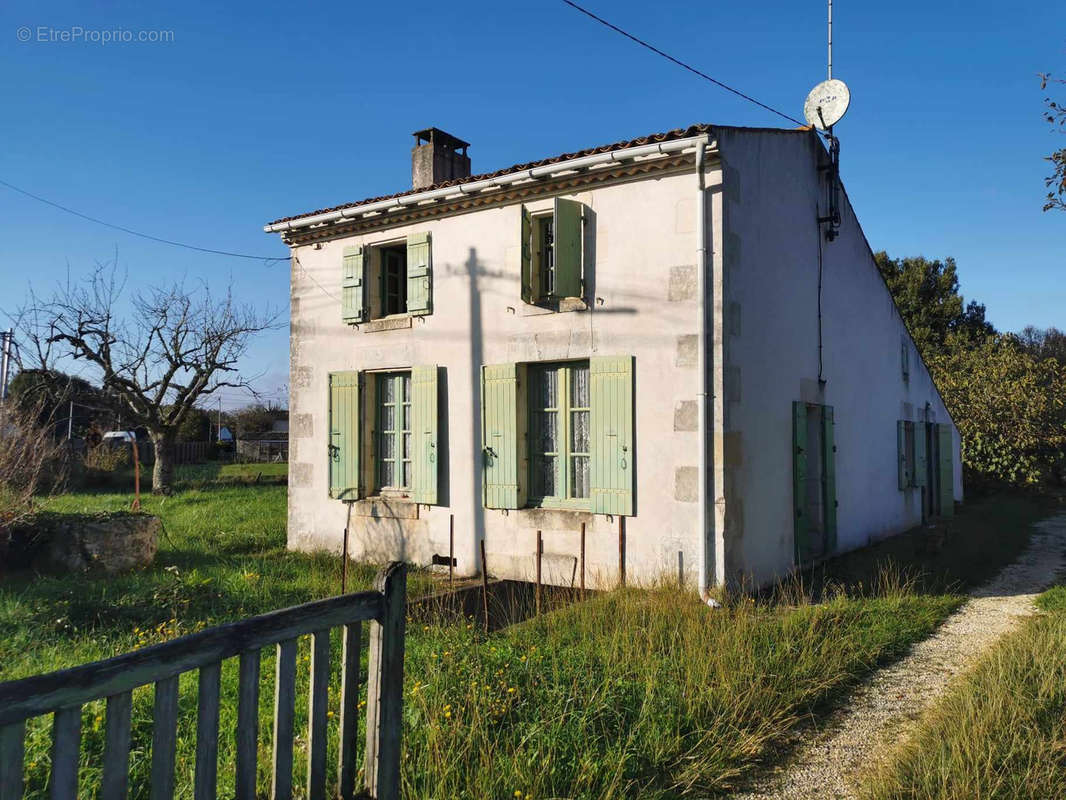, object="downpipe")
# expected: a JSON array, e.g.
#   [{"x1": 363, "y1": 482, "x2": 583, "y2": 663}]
[{"x1": 694, "y1": 139, "x2": 713, "y2": 603}]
